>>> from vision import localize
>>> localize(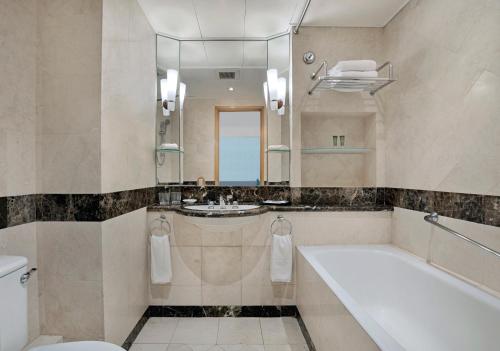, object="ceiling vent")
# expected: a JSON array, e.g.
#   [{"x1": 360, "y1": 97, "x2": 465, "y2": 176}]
[{"x1": 217, "y1": 70, "x2": 240, "y2": 80}]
